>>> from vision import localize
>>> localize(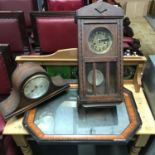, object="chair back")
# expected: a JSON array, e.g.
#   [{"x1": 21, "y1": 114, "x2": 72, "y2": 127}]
[
  {"x1": 31, "y1": 12, "x2": 77, "y2": 54},
  {"x1": 0, "y1": 11, "x2": 30, "y2": 54},
  {"x1": 45, "y1": 0, "x2": 84, "y2": 11},
  {"x1": 0, "y1": 44, "x2": 16, "y2": 95},
  {"x1": 0, "y1": 0, "x2": 38, "y2": 27}
]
